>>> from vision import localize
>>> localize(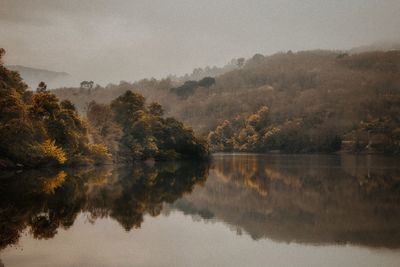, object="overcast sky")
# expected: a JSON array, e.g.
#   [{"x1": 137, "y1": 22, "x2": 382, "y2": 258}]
[{"x1": 1, "y1": 0, "x2": 399, "y2": 85}]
